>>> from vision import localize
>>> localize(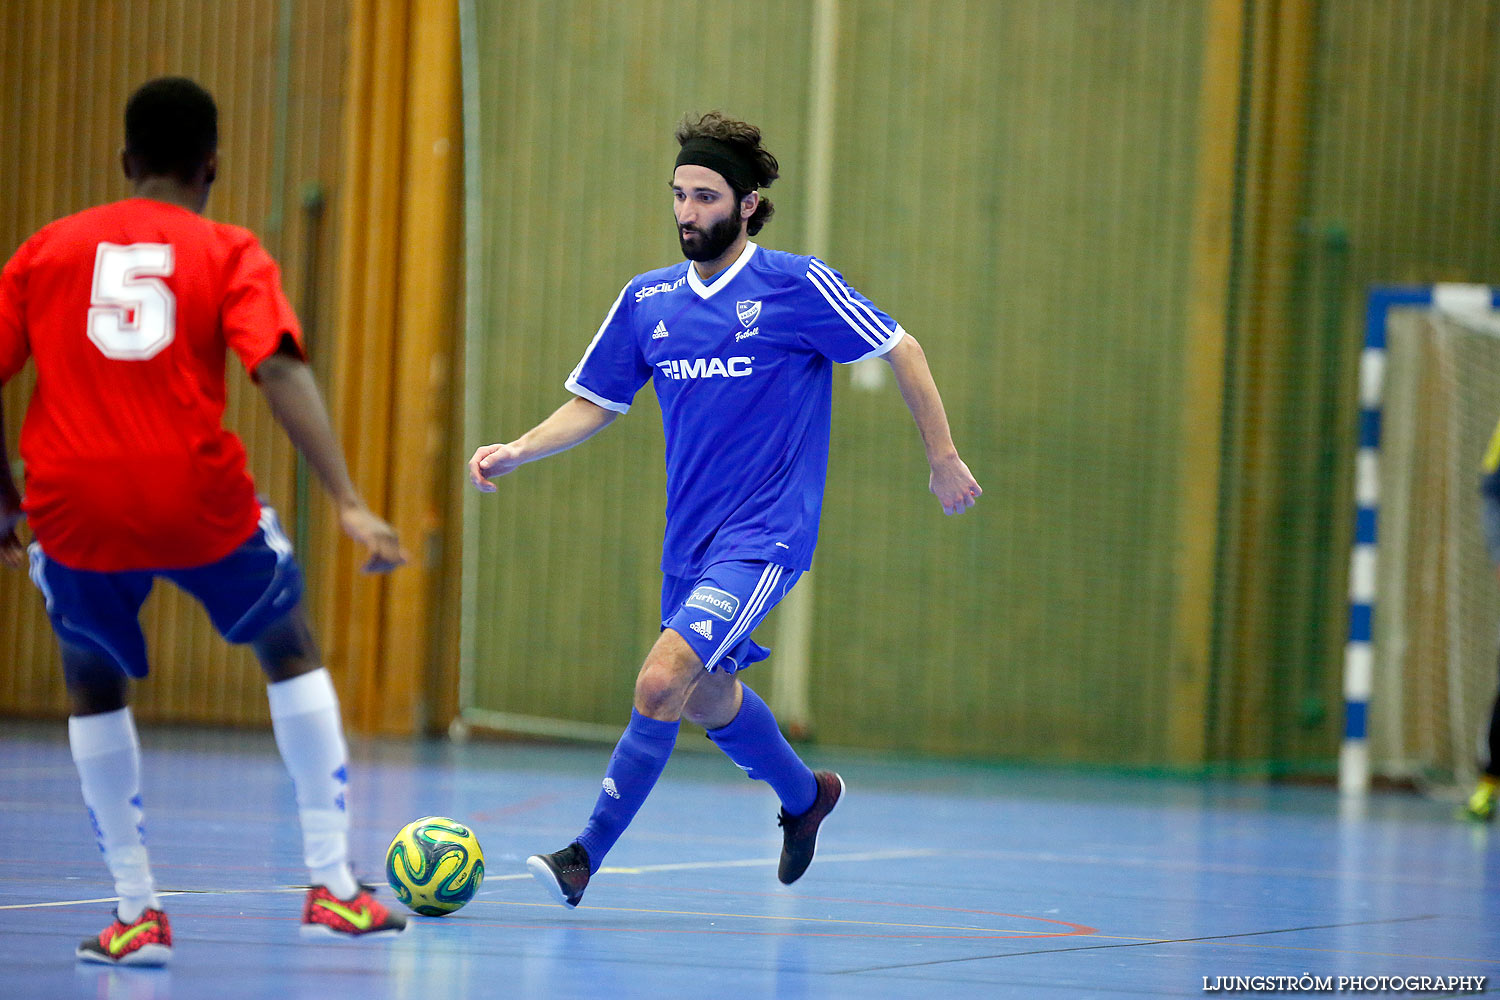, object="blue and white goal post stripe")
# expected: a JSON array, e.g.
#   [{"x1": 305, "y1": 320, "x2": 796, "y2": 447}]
[{"x1": 1341, "y1": 283, "x2": 1500, "y2": 795}]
